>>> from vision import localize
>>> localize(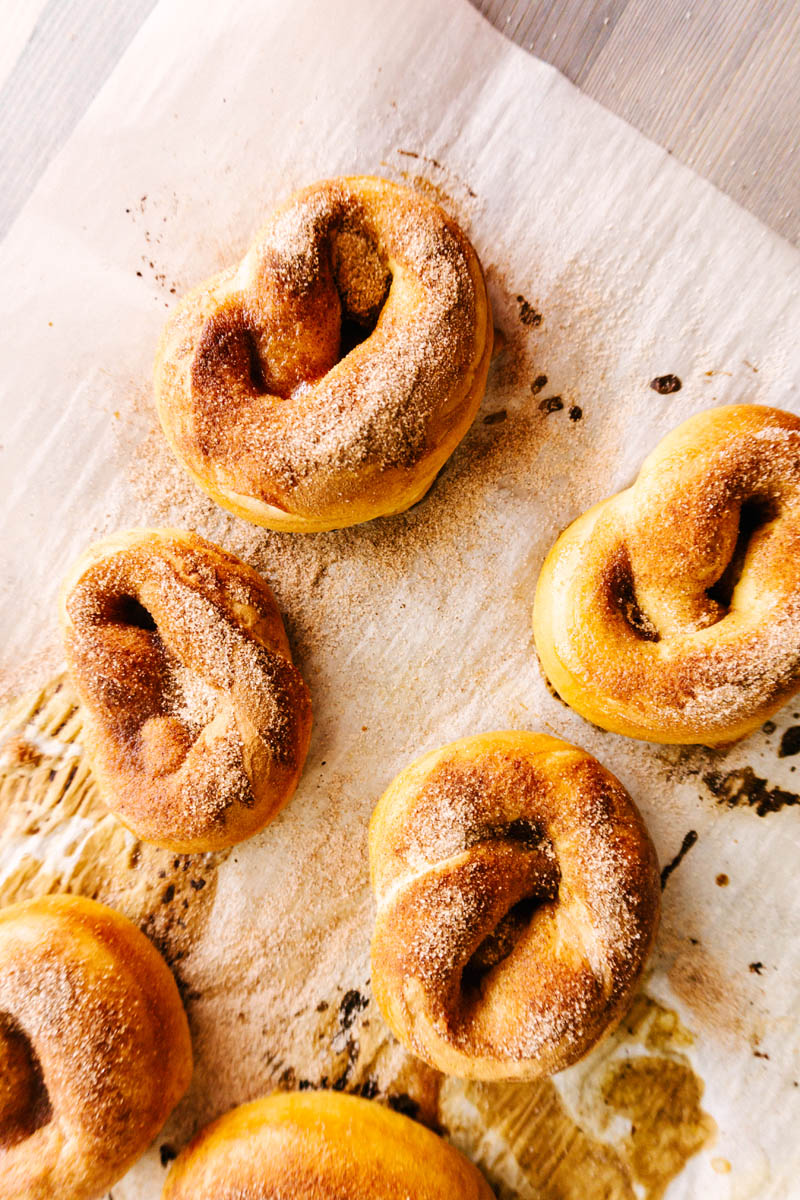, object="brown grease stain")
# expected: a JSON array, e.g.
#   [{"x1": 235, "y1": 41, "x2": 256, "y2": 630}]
[
  {"x1": 0, "y1": 674, "x2": 227, "y2": 985},
  {"x1": 442, "y1": 1075, "x2": 636, "y2": 1199},
  {"x1": 601, "y1": 1057, "x2": 714, "y2": 1200},
  {"x1": 437, "y1": 993, "x2": 713, "y2": 1200},
  {"x1": 620, "y1": 992, "x2": 695, "y2": 1052},
  {"x1": 667, "y1": 941, "x2": 747, "y2": 1039}
]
